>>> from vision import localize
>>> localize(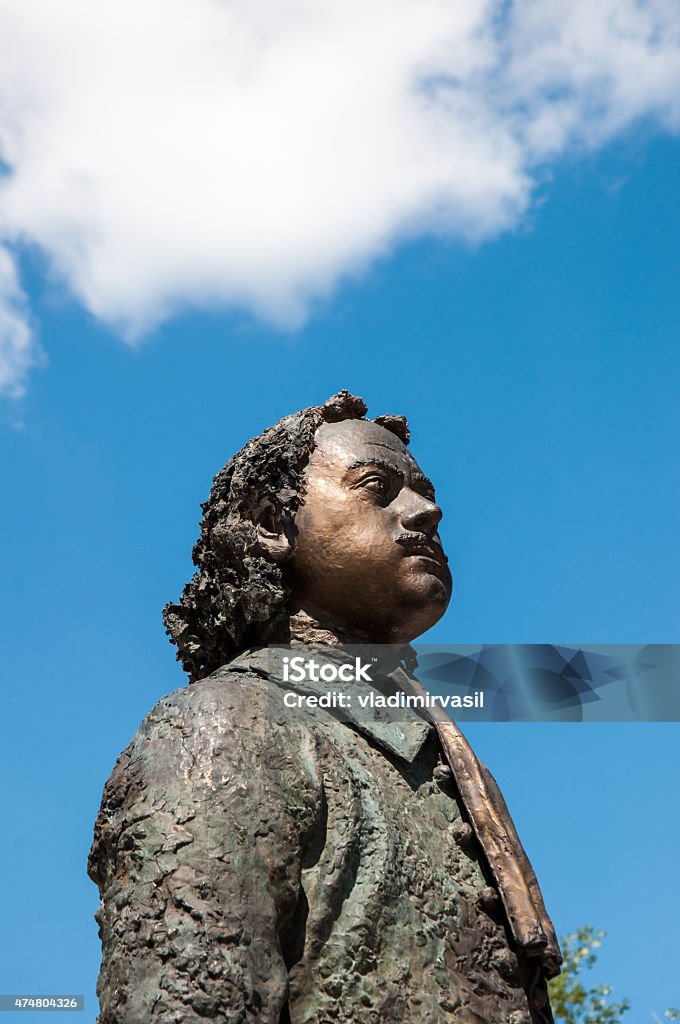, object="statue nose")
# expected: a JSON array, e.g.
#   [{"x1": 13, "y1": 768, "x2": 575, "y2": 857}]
[{"x1": 400, "y1": 494, "x2": 442, "y2": 534}]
